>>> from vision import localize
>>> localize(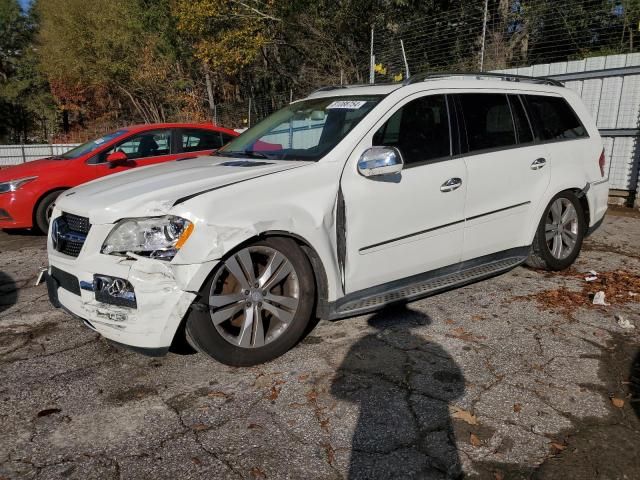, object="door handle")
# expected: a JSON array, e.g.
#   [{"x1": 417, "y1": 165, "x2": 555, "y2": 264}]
[
  {"x1": 531, "y1": 158, "x2": 547, "y2": 170},
  {"x1": 440, "y1": 177, "x2": 463, "y2": 192}
]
